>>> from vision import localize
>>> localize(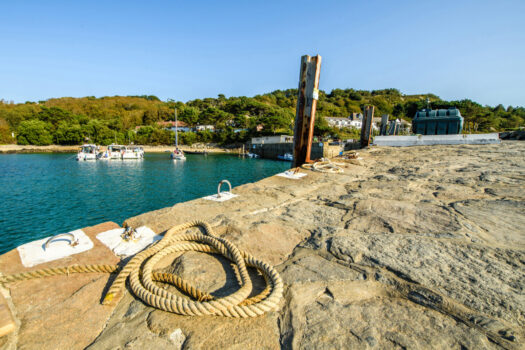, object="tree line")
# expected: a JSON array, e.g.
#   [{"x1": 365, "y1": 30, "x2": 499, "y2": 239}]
[{"x1": 0, "y1": 89, "x2": 523, "y2": 145}]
